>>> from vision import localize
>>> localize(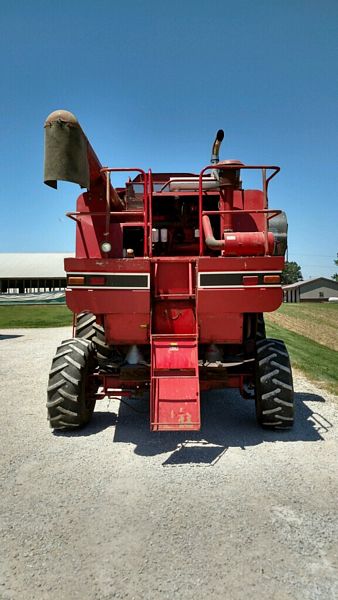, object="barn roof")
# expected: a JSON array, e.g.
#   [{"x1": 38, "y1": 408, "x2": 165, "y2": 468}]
[
  {"x1": 283, "y1": 277, "x2": 338, "y2": 290},
  {"x1": 0, "y1": 253, "x2": 74, "y2": 278}
]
